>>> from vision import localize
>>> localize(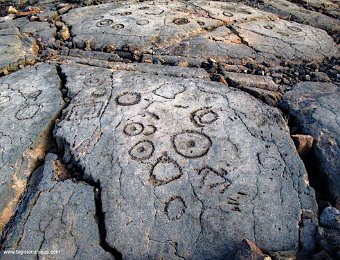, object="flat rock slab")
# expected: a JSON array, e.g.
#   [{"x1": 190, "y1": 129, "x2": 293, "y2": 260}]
[
  {"x1": 157, "y1": 26, "x2": 256, "y2": 64},
  {"x1": 1, "y1": 154, "x2": 111, "y2": 259},
  {"x1": 55, "y1": 63, "x2": 317, "y2": 259},
  {"x1": 282, "y1": 82, "x2": 340, "y2": 200},
  {"x1": 0, "y1": 64, "x2": 64, "y2": 233},
  {"x1": 260, "y1": 0, "x2": 340, "y2": 33},
  {"x1": 234, "y1": 19, "x2": 339, "y2": 63},
  {"x1": 0, "y1": 22, "x2": 38, "y2": 75},
  {"x1": 62, "y1": 1, "x2": 272, "y2": 54}
]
